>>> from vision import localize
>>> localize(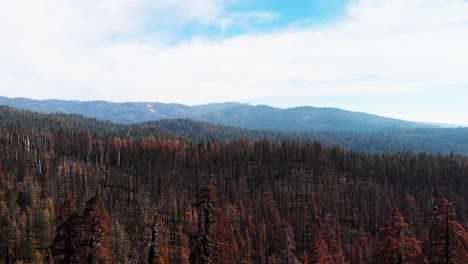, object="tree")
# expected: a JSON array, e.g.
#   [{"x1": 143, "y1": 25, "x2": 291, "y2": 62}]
[
  {"x1": 148, "y1": 216, "x2": 161, "y2": 264},
  {"x1": 190, "y1": 184, "x2": 232, "y2": 264},
  {"x1": 36, "y1": 208, "x2": 52, "y2": 263},
  {"x1": 0, "y1": 170, "x2": 6, "y2": 191},
  {"x1": 424, "y1": 197, "x2": 468, "y2": 264},
  {"x1": 321, "y1": 222, "x2": 345, "y2": 264},
  {"x1": 175, "y1": 226, "x2": 191, "y2": 264},
  {"x1": 82, "y1": 195, "x2": 115, "y2": 264},
  {"x1": 53, "y1": 196, "x2": 115, "y2": 264},
  {"x1": 370, "y1": 209, "x2": 423, "y2": 263},
  {"x1": 302, "y1": 234, "x2": 334, "y2": 264},
  {"x1": 53, "y1": 199, "x2": 80, "y2": 264},
  {"x1": 113, "y1": 220, "x2": 131, "y2": 264},
  {"x1": 19, "y1": 236, "x2": 35, "y2": 263},
  {"x1": 0, "y1": 212, "x2": 15, "y2": 264}
]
